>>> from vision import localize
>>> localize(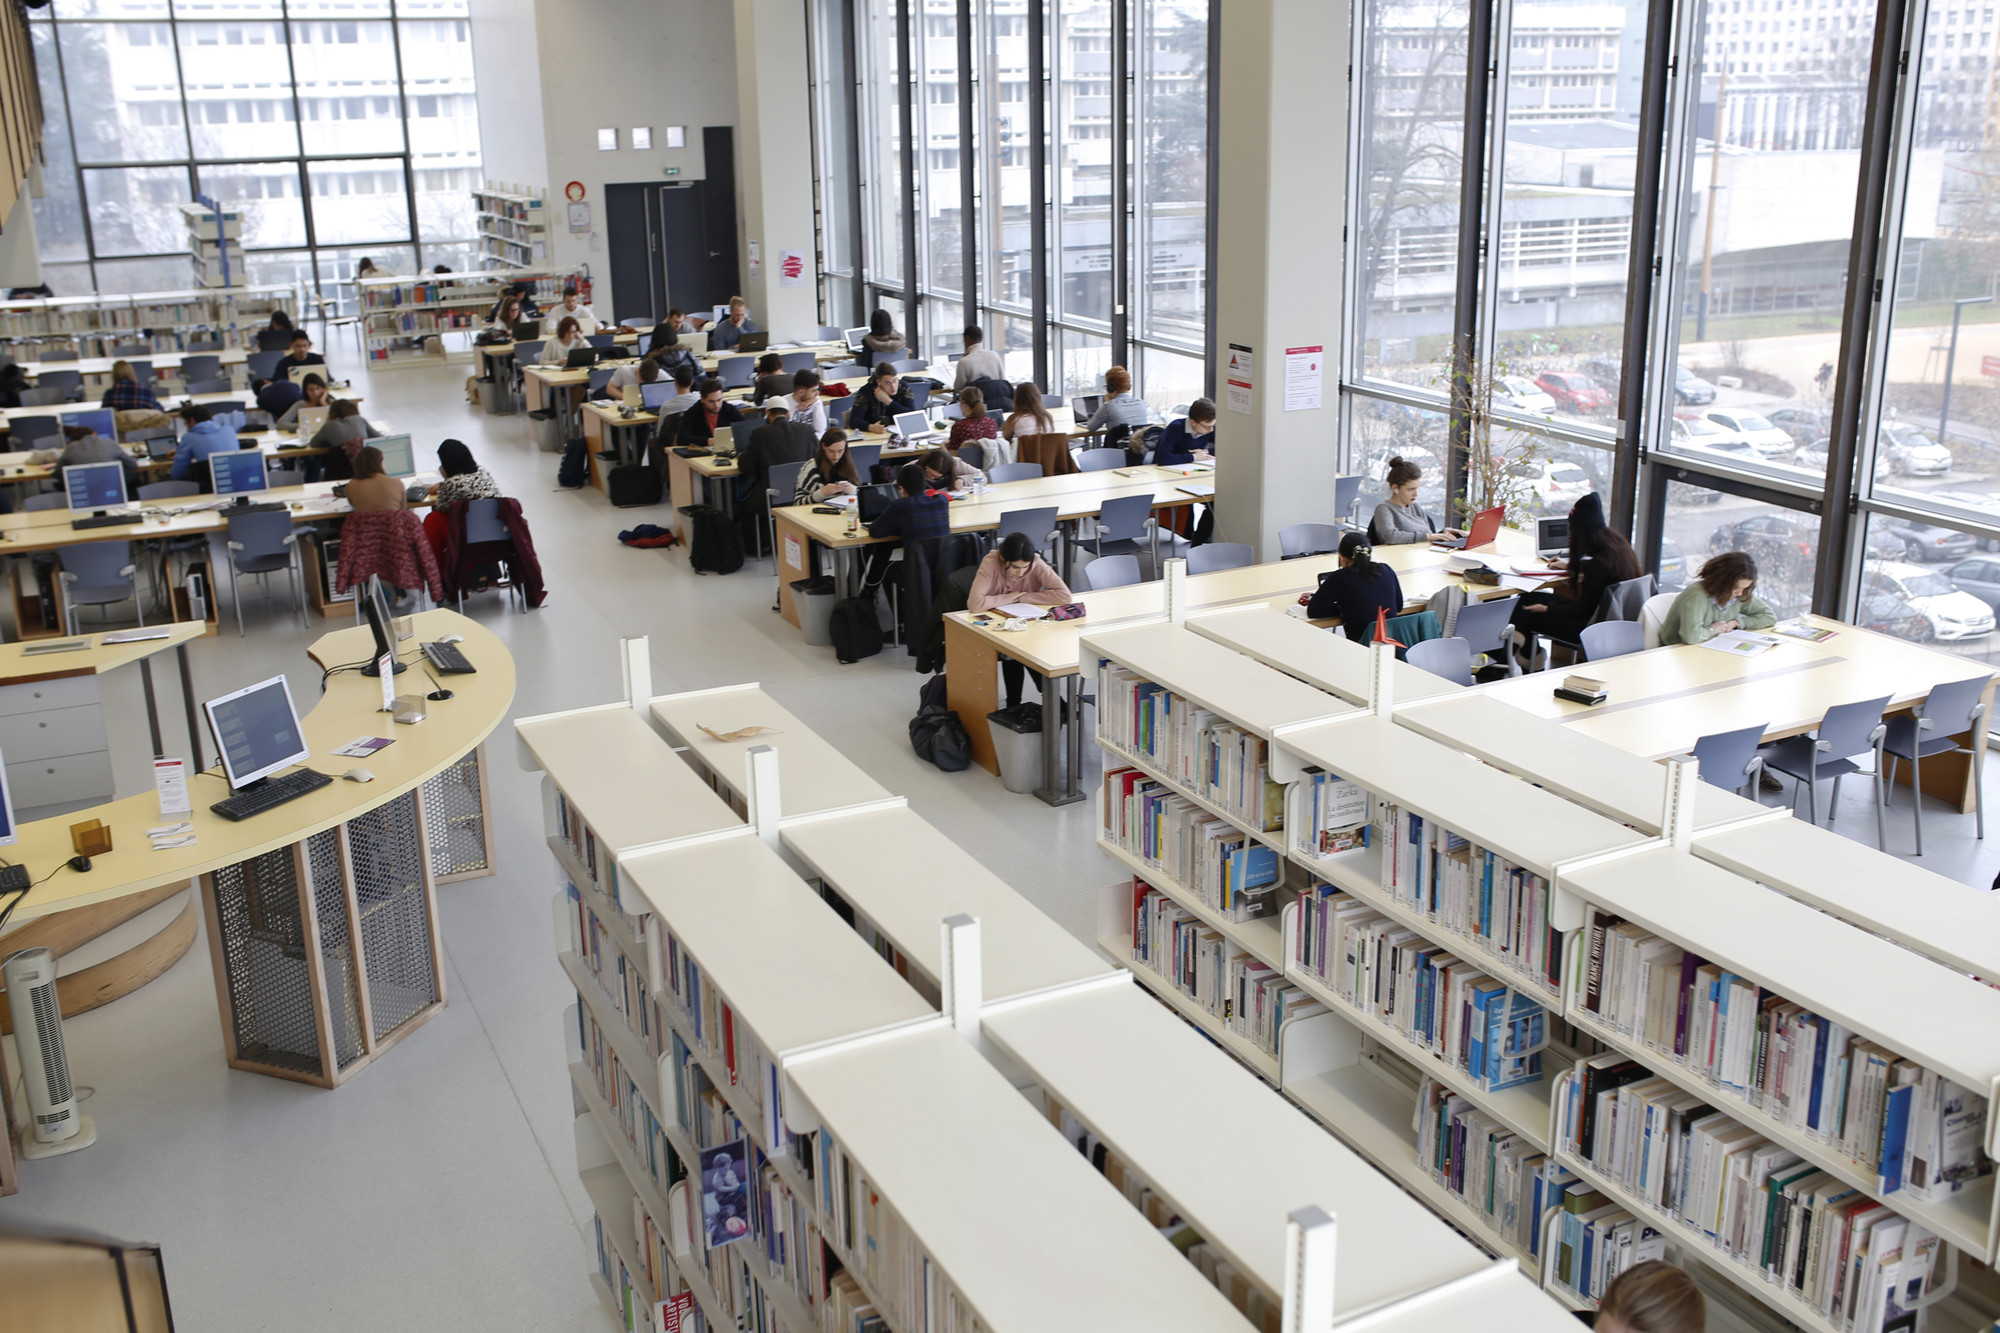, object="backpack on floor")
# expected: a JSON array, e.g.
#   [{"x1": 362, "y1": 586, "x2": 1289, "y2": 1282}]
[
  {"x1": 608, "y1": 464, "x2": 662, "y2": 508},
  {"x1": 679, "y1": 505, "x2": 744, "y2": 575},
  {"x1": 557, "y1": 438, "x2": 589, "y2": 489},
  {"x1": 830, "y1": 596, "x2": 883, "y2": 663},
  {"x1": 909, "y1": 704, "x2": 970, "y2": 772}
]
